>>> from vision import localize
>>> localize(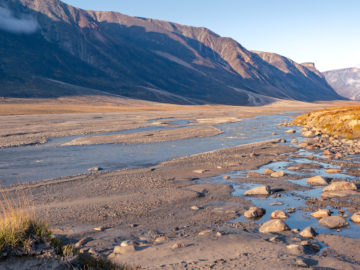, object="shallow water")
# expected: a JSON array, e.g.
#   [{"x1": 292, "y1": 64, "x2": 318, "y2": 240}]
[{"x1": 0, "y1": 114, "x2": 299, "y2": 185}]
